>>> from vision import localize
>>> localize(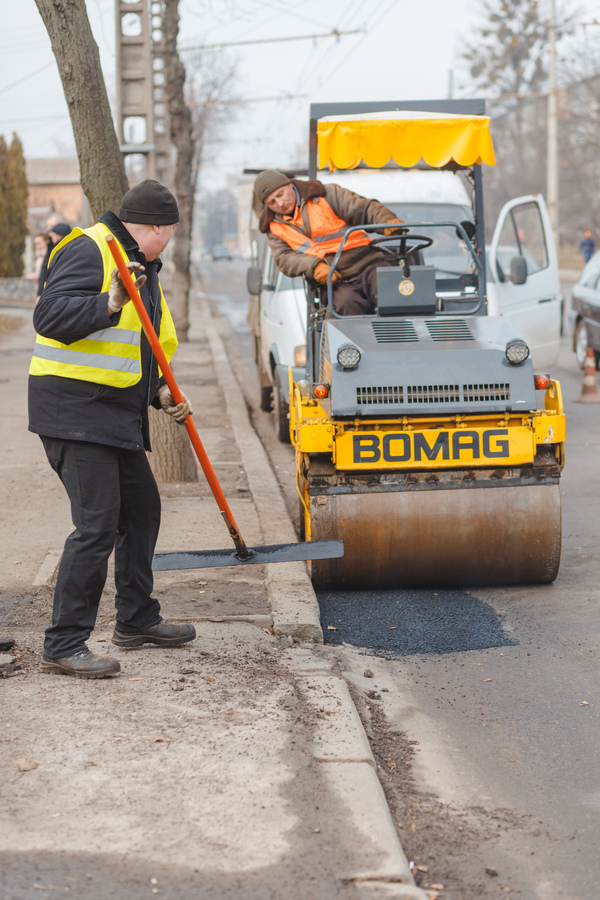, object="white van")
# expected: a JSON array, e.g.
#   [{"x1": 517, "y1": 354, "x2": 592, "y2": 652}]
[{"x1": 248, "y1": 169, "x2": 561, "y2": 441}]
